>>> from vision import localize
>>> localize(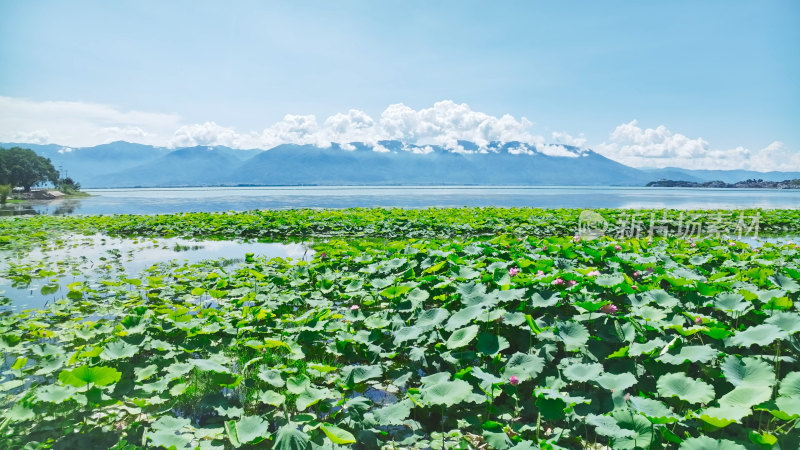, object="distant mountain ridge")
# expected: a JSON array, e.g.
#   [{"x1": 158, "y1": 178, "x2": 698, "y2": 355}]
[{"x1": 2, "y1": 140, "x2": 799, "y2": 188}]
